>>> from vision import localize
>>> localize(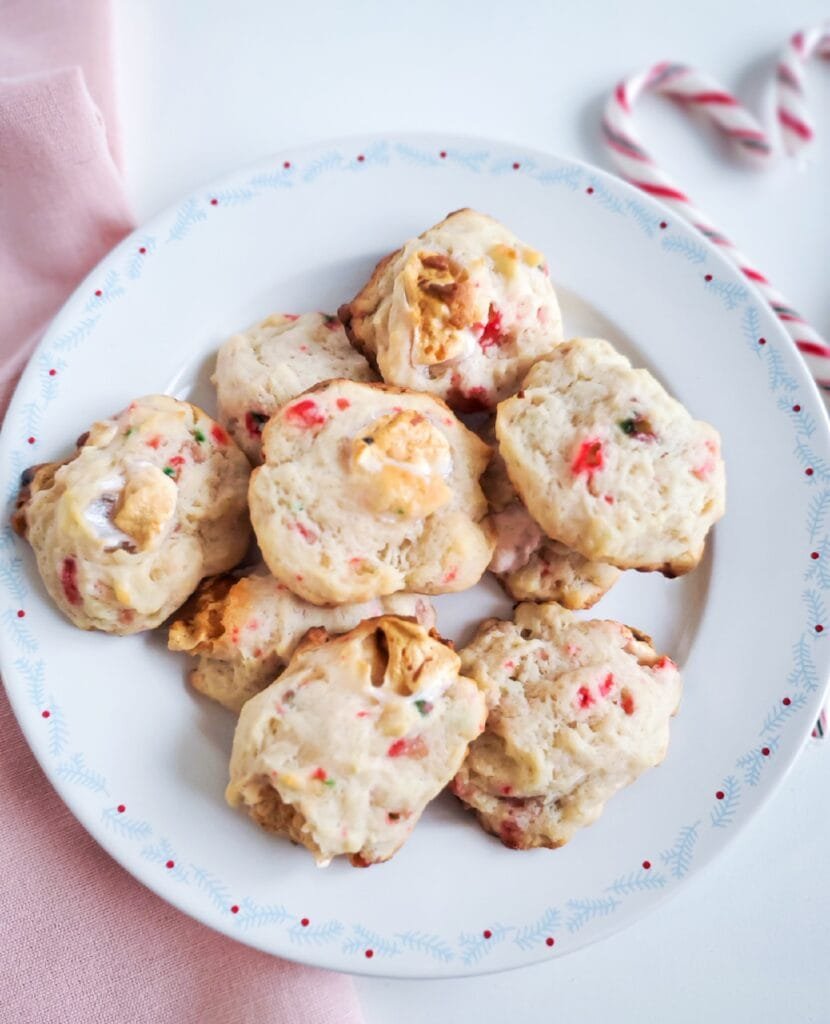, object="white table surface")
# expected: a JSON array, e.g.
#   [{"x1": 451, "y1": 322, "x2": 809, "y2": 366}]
[{"x1": 115, "y1": 2, "x2": 830, "y2": 1020}]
